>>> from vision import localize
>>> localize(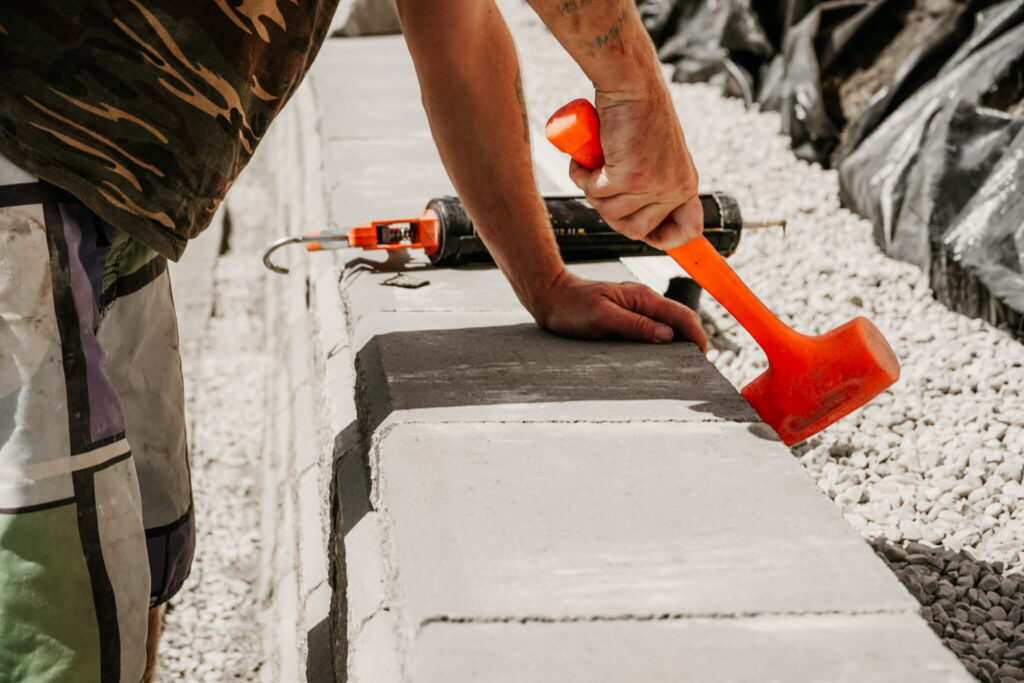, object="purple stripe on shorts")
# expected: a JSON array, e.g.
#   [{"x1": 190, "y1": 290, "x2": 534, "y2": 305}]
[{"x1": 59, "y1": 204, "x2": 125, "y2": 445}]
